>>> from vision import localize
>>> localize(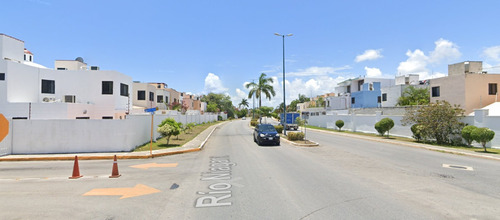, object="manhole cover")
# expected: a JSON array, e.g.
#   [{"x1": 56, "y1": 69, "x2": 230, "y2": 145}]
[{"x1": 442, "y1": 164, "x2": 473, "y2": 171}]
